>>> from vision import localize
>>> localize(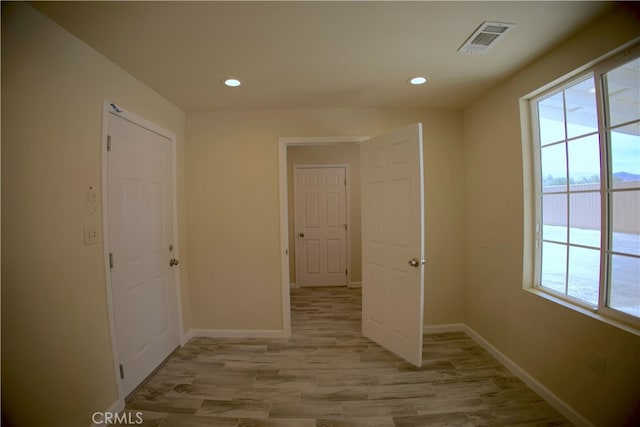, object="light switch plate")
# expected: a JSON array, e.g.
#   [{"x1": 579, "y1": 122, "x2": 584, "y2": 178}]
[{"x1": 84, "y1": 224, "x2": 98, "y2": 245}]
